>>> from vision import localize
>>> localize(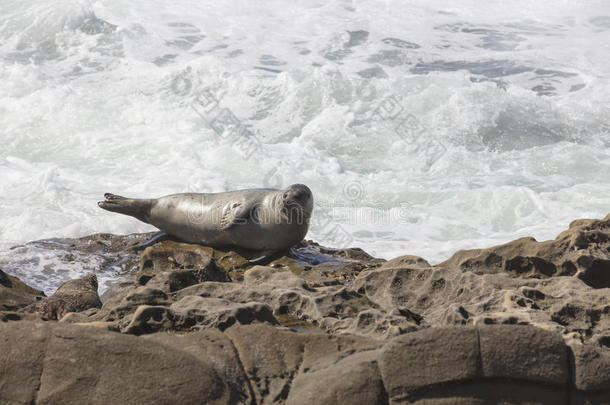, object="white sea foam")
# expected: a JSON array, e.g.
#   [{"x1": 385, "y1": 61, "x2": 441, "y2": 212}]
[{"x1": 1, "y1": 0, "x2": 609, "y2": 293}]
